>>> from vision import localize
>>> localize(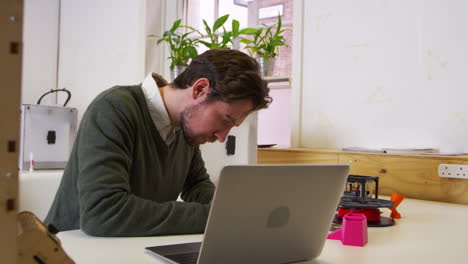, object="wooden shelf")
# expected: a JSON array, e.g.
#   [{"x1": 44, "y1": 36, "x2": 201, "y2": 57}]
[
  {"x1": 263, "y1": 76, "x2": 290, "y2": 83},
  {"x1": 263, "y1": 76, "x2": 290, "y2": 89},
  {"x1": 258, "y1": 147, "x2": 468, "y2": 205}
]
